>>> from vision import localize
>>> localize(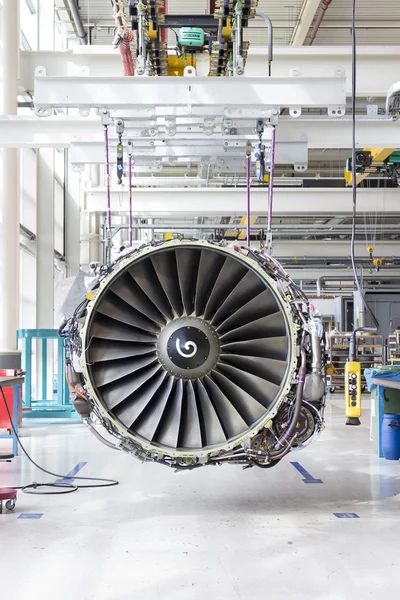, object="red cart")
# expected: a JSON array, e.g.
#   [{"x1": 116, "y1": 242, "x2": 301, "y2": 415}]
[{"x1": 0, "y1": 486, "x2": 17, "y2": 512}]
